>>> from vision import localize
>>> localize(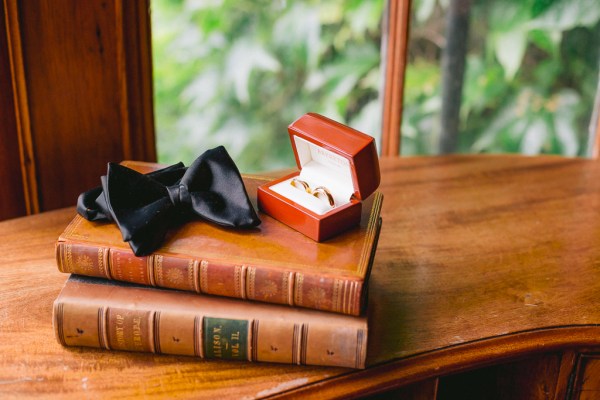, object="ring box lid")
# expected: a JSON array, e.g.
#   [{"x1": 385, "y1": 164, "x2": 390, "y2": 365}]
[{"x1": 288, "y1": 113, "x2": 380, "y2": 202}]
